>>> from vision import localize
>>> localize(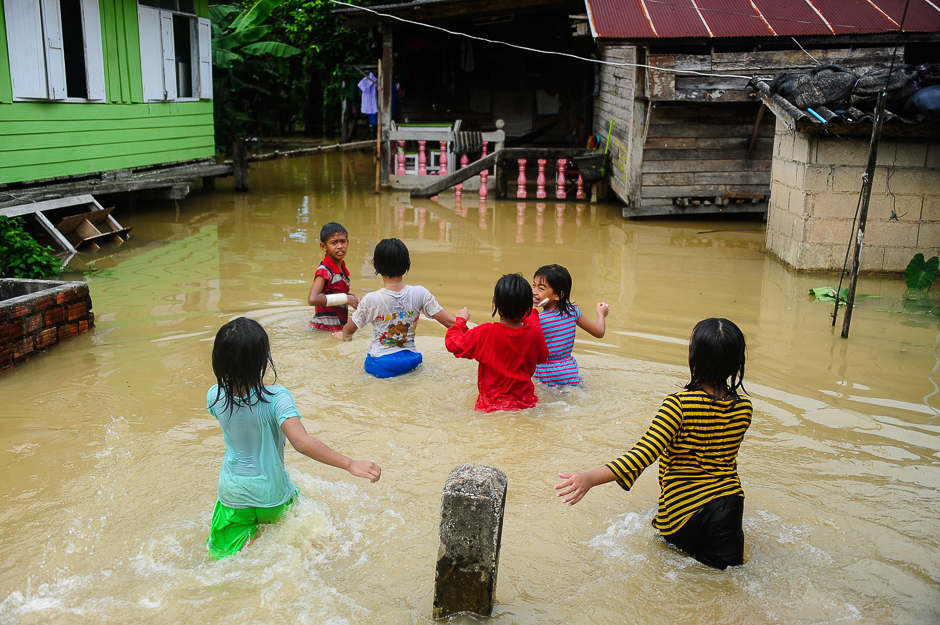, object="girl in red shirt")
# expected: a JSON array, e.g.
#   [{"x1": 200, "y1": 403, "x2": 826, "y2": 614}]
[{"x1": 445, "y1": 273, "x2": 549, "y2": 412}]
